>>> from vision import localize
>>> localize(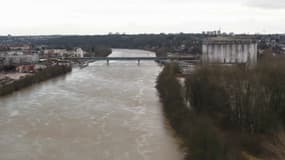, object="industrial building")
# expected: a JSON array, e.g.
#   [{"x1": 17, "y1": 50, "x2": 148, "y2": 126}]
[
  {"x1": 202, "y1": 37, "x2": 258, "y2": 65},
  {"x1": 4, "y1": 54, "x2": 39, "y2": 65}
]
